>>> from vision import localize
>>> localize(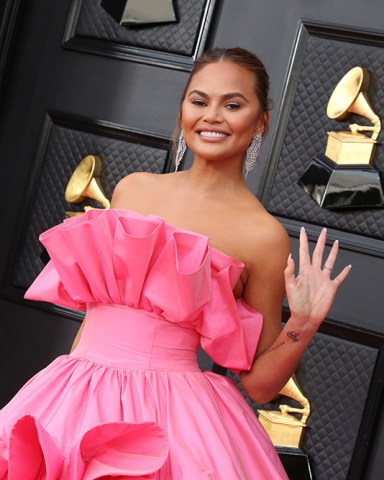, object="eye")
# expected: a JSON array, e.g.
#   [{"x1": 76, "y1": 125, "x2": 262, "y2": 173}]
[
  {"x1": 191, "y1": 99, "x2": 207, "y2": 107},
  {"x1": 225, "y1": 102, "x2": 241, "y2": 110}
]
